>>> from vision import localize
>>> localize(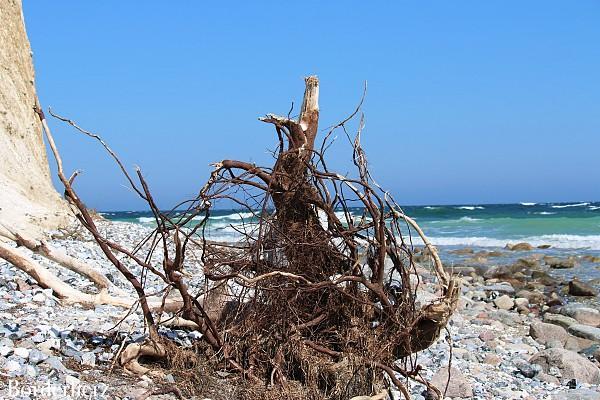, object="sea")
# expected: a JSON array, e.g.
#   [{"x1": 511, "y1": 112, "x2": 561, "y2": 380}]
[{"x1": 101, "y1": 201, "x2": 600, "y2": 282}]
